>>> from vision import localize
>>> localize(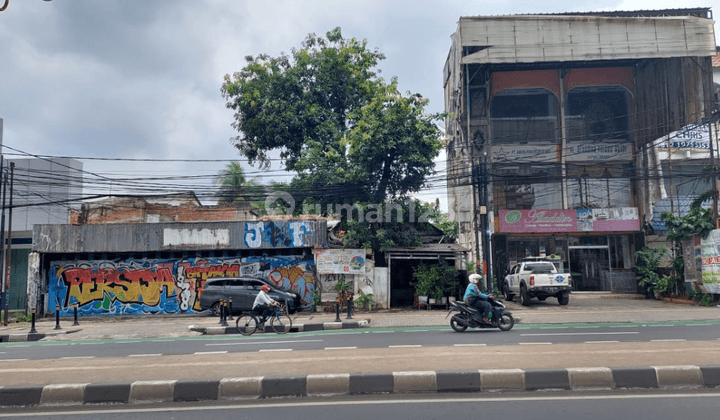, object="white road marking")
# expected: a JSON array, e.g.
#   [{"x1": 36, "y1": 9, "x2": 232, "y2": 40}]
[
  {"x1": 259, "y1": 348, "x2": 293, "y2": 352},
  {"x1": 389, "y1": 345, "x2": 422, "y2": 348},
  {"x1": 206, "y1": 339, "x2": 322, "y2": 347},
  {"x1": 0, "y1": 358, "x2": 27, "y2": 362},
  {"x1": 193, "y1": 351, "x2": 228, "y2": 355},
  {"x1": 454, "y1": 343, "x2": 487, "y2": 347},
  {"x1": 521, "y1": 332, "x2": 639, "y2": 336},
  {"x1": 651, "y1": 339, "x2": 686, "y2": 342},
  {"x1": 128, "y1": 354, "x2": 162, "y2": 357},
  {"x1": 60, "y1": 356, "x2": 95, "y2": 359},
  {"x1": 408, "y1": 330, "x2": 428, "y2": 332},
  {"x1": 584, "y1": 340, "x2": 620, "y2": 344},
  {"x1": 325, "y1": 347, "x2": 357, "y2": 350},
  {"x1": 518, "y1": 342, "x2": 553, "y2": 345}
]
